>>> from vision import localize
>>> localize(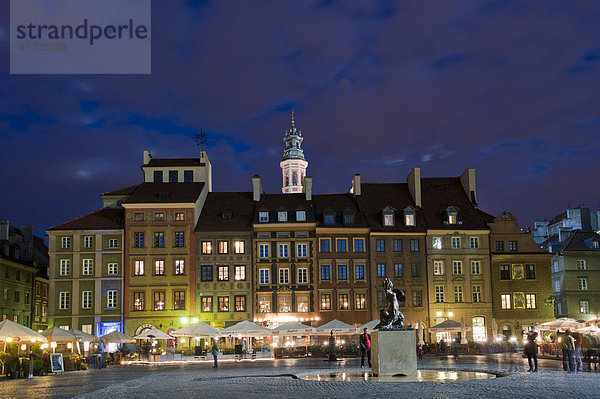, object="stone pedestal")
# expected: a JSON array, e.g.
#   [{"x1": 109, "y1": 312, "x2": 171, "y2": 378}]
[{"x1": 372, "y1": 329, "x2": 417, "y2": 376}]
